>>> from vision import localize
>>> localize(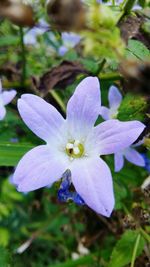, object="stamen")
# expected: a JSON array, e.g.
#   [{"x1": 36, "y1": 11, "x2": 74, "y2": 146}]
[
  {"x1": 73, "y1": 147, "x2": 80, "y2": 155},
  {"x1": 74, "y1": 140, "x2": 80, "y2": 146},
  {"x1": 66, "y1": 143, "x2": 74, "y2": 149},
  {"x1": 66, "y1": 140, "x2": 84, "y2": 158}
]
